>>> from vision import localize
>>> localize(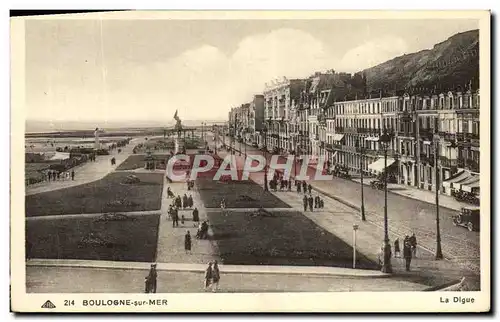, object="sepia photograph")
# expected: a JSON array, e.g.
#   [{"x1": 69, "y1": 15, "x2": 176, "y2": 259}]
[{"x1": 10, "y1": 10, "x2": 491, "y2": 312}]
